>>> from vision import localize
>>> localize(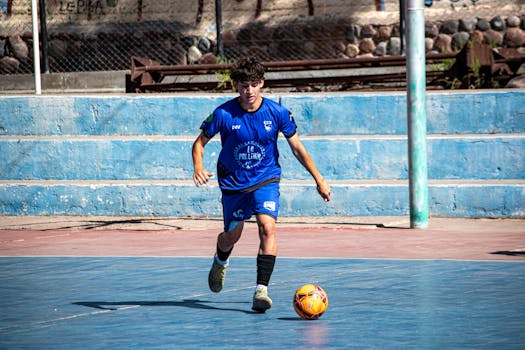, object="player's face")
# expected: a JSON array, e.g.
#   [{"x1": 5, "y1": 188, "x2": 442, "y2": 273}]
[{"x1": 235, "y1": 80, "x2": 264, "y2": 111}]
